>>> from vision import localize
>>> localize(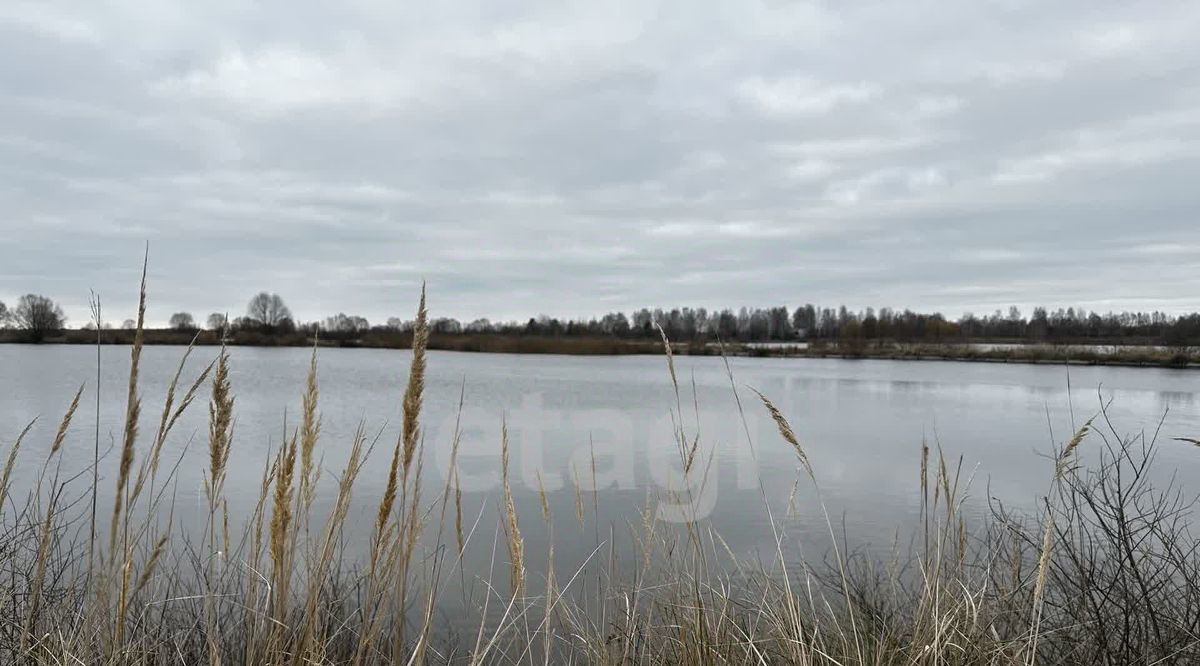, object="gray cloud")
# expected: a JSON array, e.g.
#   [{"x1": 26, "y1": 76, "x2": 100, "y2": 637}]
[{"x1": 2, "y1": 0, "x2": 1199, "y2": 326}]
